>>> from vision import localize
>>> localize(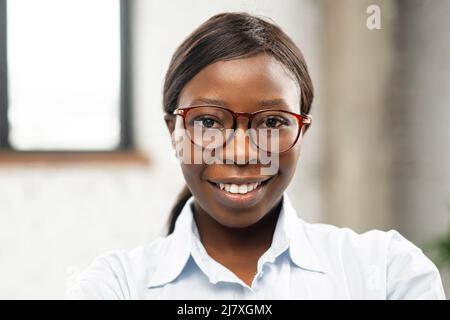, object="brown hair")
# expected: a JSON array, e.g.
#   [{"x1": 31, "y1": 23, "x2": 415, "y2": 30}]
[{"x1": 163, "y1": 12, "x2": 314, "y2": 234}]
